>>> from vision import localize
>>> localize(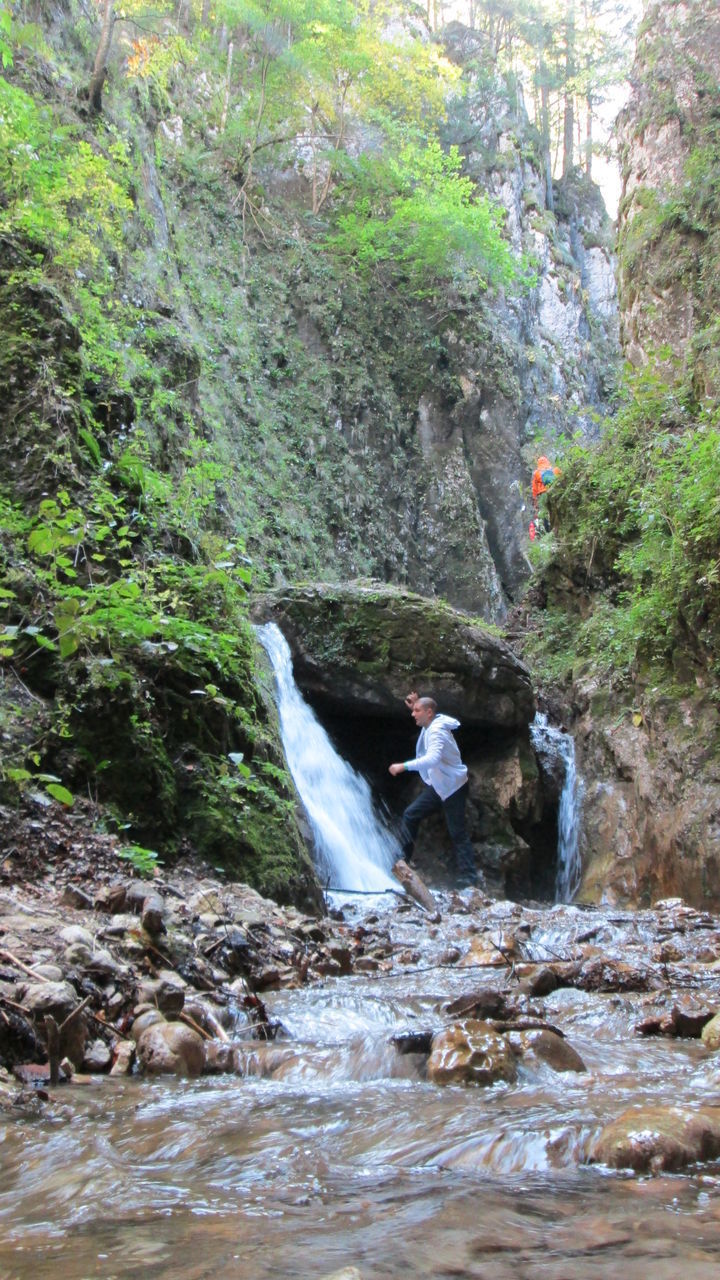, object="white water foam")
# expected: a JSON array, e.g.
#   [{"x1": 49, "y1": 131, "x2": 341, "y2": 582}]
[{"x1": 257, "y1": 622, "x2": 399, "y2": 894}]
